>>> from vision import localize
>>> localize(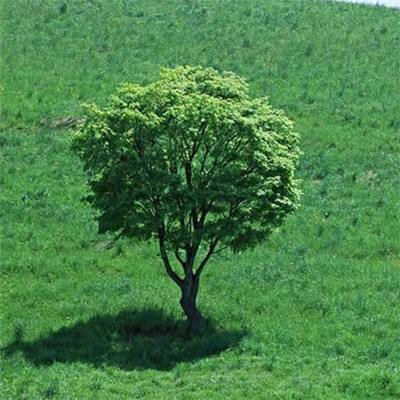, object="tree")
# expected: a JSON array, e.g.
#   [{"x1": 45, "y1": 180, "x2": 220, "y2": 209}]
[{"x1": 72, "y1": 66, "x2": 300, "y2": 333}]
